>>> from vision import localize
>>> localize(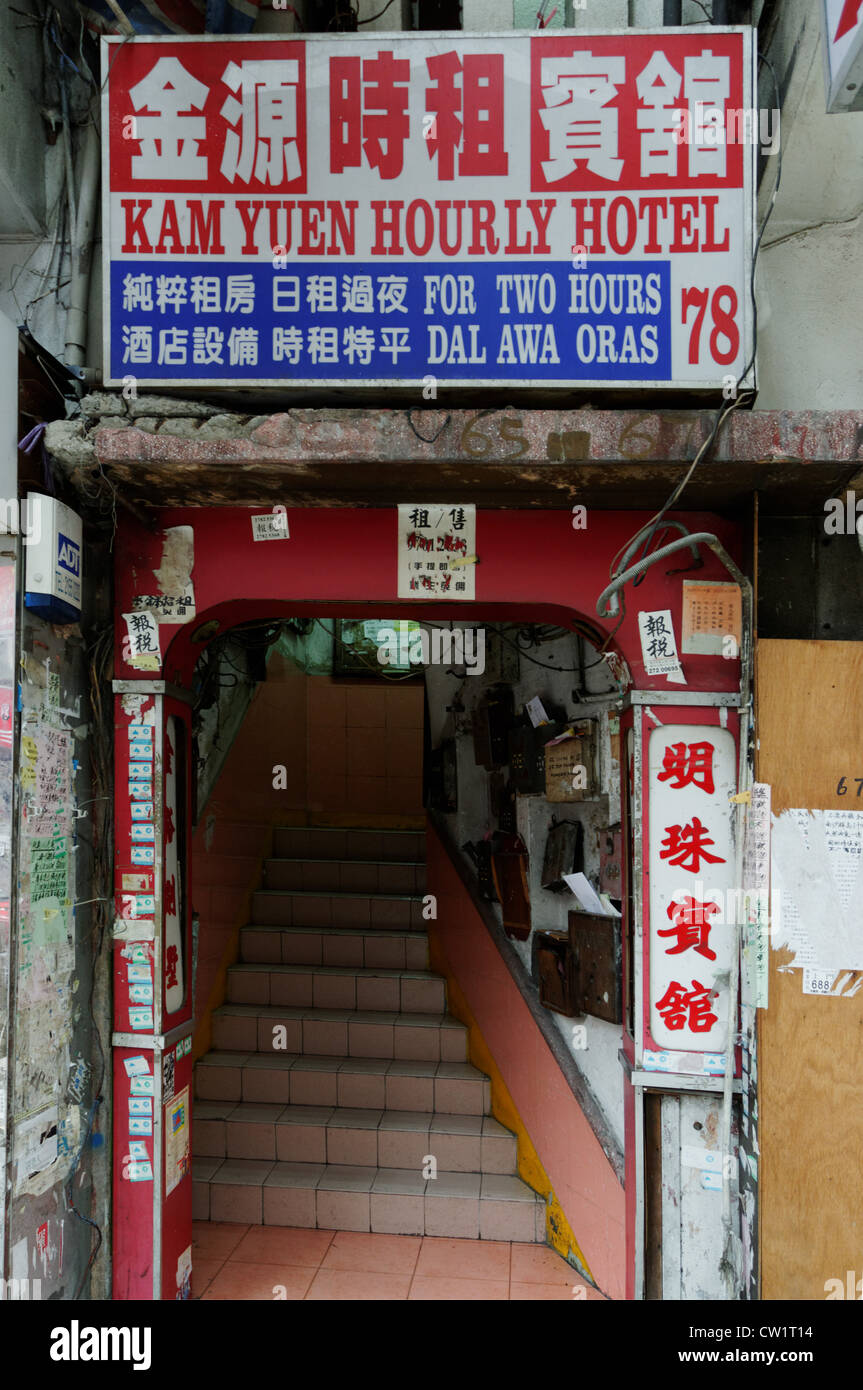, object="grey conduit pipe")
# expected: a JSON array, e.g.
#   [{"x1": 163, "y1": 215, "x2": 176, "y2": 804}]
[{"x1": 64, "y1": 106, "x2": 101, "y2": 371}]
